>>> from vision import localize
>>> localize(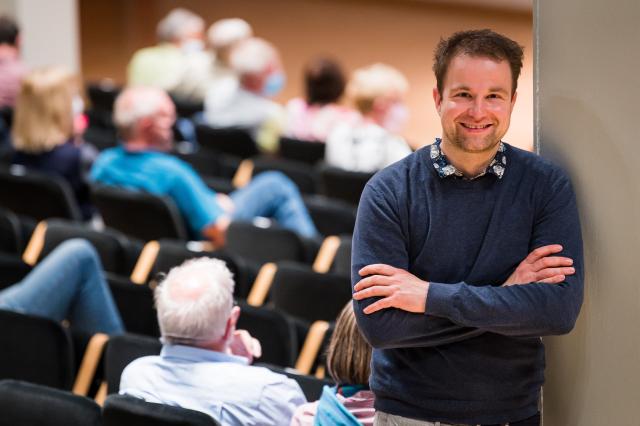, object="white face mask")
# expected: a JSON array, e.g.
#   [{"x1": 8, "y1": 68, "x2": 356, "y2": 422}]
[
  {"x1": 181, "y1": 39, "x2": 205, "y2": 54},
  {"x1": 383, "y1": 103, "x2": 409, "y2": 133},
  {"x1": 72, "y1": 95, "x2": 84, "y2": 116}
]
